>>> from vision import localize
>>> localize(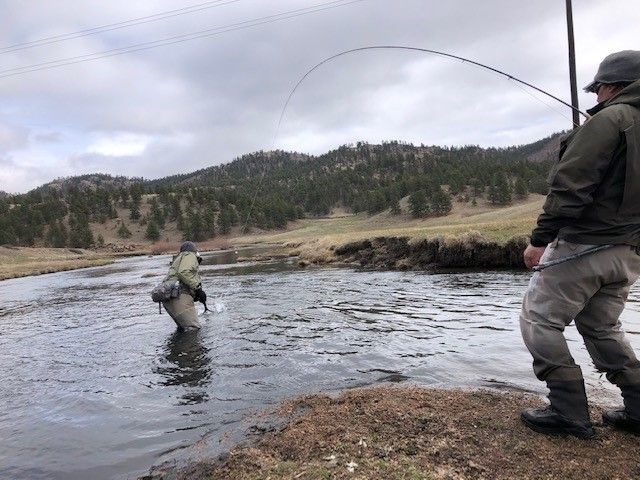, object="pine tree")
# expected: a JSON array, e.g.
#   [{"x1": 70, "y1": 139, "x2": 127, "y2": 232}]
[
  {"x1": 129, "y1": 203, "x2": 141, "y2": 221},
  {"x1": 145, "y1": 220, "x2": 161, "y2": 241},
  {"x1": 488, "y1": 173, "x2": 512, "y2": 206},
  {"x1": 431, "y1": 187, "x2": 452, "y2": 216},
  {"x1": 203, "y1": 209, "x2": 216, "y2": 238},
  {"x1": 528, "y1": 177, "x2": 548, "y2": 195},
  {"x1": 176, "y1": 213, "x2": 185, "y2": 232},
  {"x1": 129, "y1": 187, "x2": 142, "y2": 220},
  {"x1": 45, "y1": 220, "x2": 68, "y2": 247},
  {"x1": 366, "y1": 190, "x2": 386, "y2": 215},
  {"x1": 218, "y1": 208, "x2": 233, "y2": 234},
  {"x1": 149, "y1": 197, "x2": 165, "y2": 228},
  {"x1": 409, "y1": 191, "x2": 429, "y2": 218},
  {"x1": 514, "y1": 177, "x2": 529, "y2": 199},
  {"x1": 184, "y1": 213, "x2": 205, "y2": 241},
  {"x1": 68, "y1": 214, "x2": 94, "y2": 248},
  {"x1": 117, "y1": 222, "x2": 132, "y2": 238}
]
